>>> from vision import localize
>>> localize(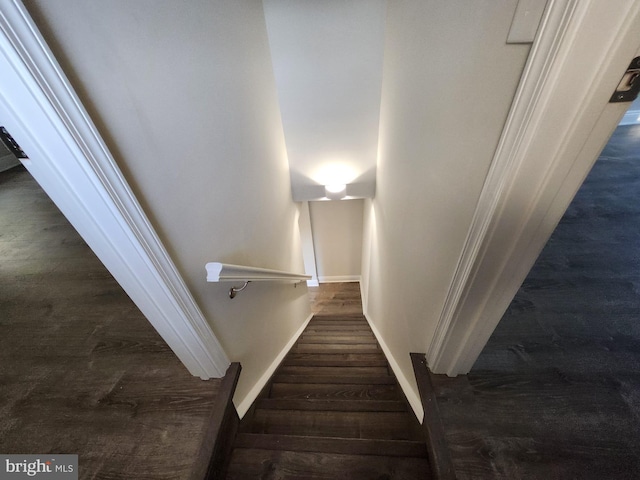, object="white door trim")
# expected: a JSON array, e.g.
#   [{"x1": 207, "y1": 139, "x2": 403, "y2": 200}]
[
  {"x1": 0, "y1": 0, "x2": 230, "y2": 378},
  {"x1": 429, "y1": 0, "x2": 640, "y2": 375}
]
